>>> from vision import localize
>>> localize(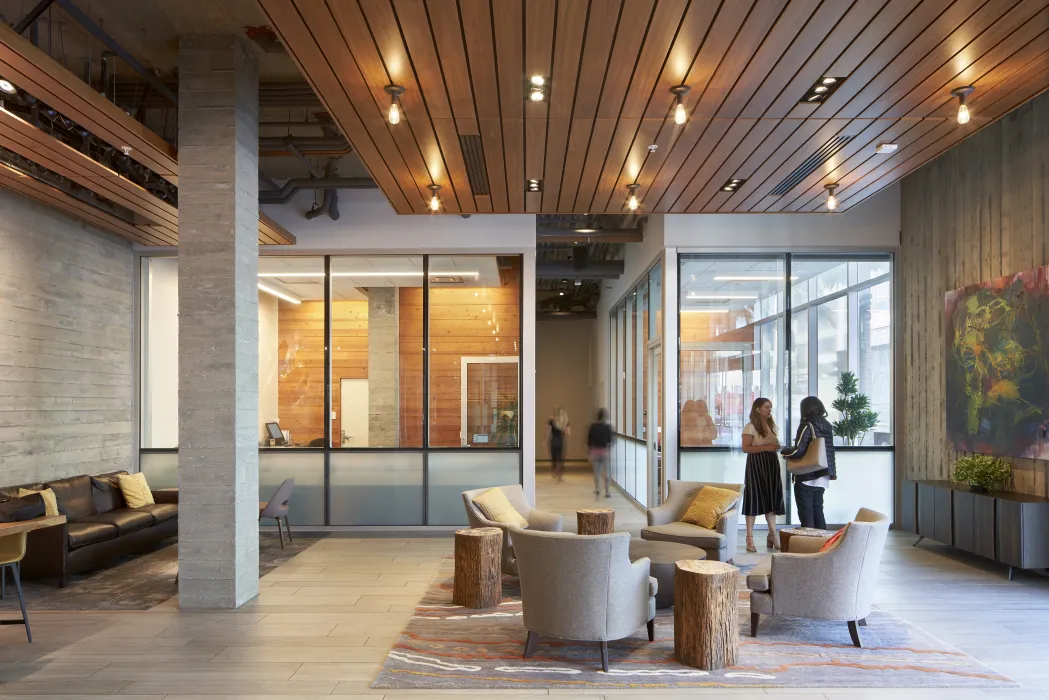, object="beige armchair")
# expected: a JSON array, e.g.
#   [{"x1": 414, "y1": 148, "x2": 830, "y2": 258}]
[
  {"x1": 509, "y1": 527, "x2": 656, "y2": 671},
  {"x1": 461, "y1": 485, "x2": 563, "y2": 575},
  {"x1": 746, "y1": 508, "x2": 889, "y2": 647},
  {"x1": 641, "y1": 480, "x2": 744, "y2": 562}
]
